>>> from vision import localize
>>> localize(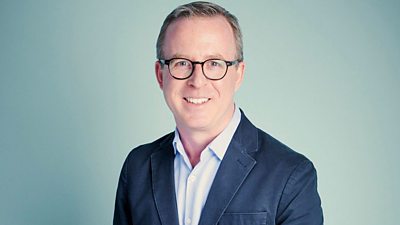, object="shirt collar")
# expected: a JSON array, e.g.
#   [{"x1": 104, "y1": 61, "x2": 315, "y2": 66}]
[{"x1": 173, "y1": 105, "x2": 241, "y2": 161}]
